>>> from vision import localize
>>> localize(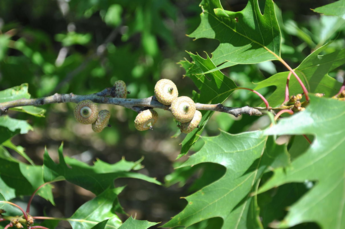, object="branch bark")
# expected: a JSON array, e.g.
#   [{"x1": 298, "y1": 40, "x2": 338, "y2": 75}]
[{"x1": 0, "y1": 88, "x2": 265, "y2": 117}]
